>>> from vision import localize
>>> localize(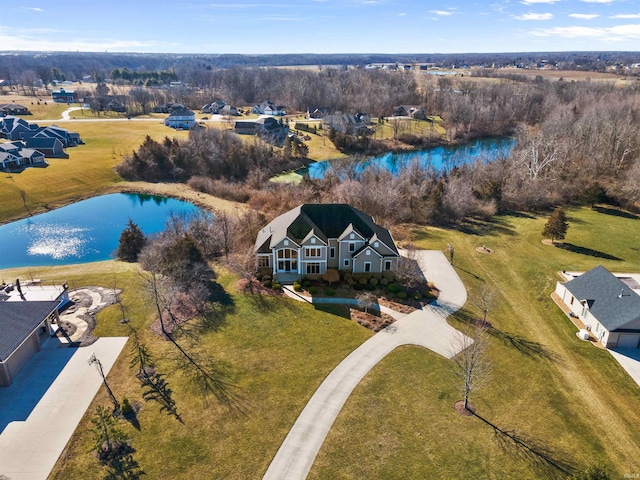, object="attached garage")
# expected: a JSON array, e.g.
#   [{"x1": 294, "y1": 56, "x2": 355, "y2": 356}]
[{"x1": 617, "y1": 334, "x2": 640, "y2": 349}]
